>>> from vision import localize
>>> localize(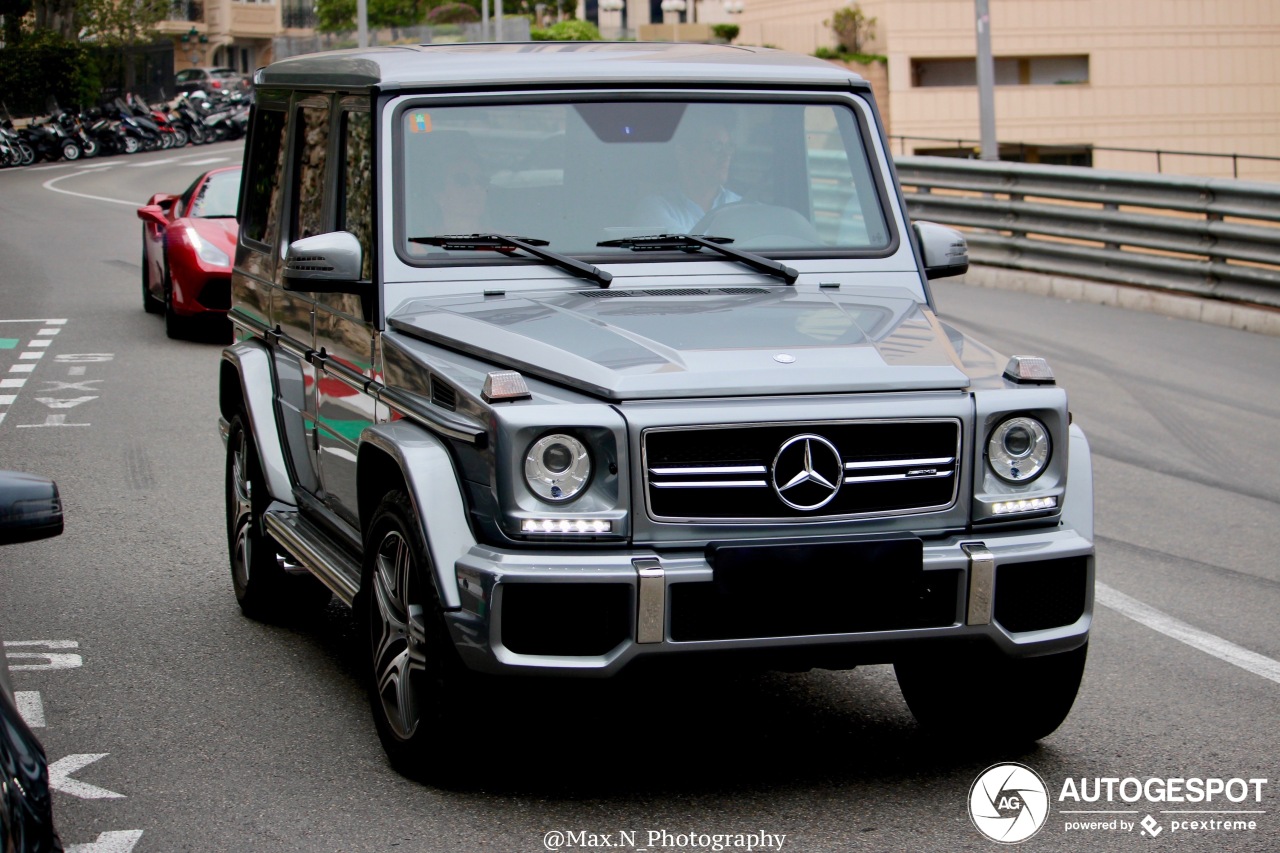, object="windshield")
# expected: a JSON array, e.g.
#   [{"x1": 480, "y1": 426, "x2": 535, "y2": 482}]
[
  {"x1": 397, "y1": 99, "x2": 892, "y2": 262},
  {"x1": 190, "y1": 168, "x2": 242, "y2": 218}
]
